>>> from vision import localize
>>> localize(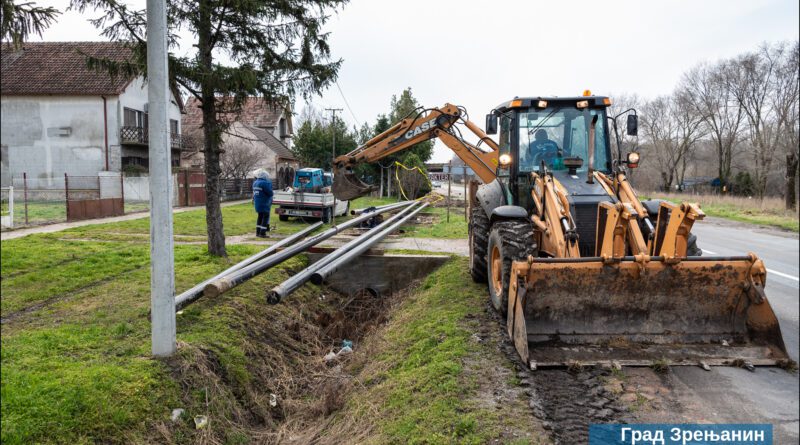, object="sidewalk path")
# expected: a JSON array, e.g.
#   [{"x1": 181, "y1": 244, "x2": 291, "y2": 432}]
[{"x1": 1, "y1": 200, "x2": 249, "y2": 241}]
